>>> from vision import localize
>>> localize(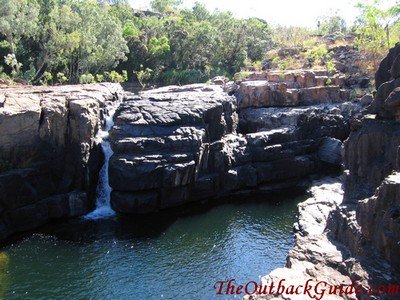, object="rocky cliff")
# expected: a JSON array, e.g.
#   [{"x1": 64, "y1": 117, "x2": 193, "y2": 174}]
[
  {"x1": 0, "y1": 83, "x2": 123, "y2": 239},
  {"x1": 248, "y1": 45, "x2": 400, "y2": 300},
  {"x1": 109, "y1": 71, "x2": 360, "y2": 214}
]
